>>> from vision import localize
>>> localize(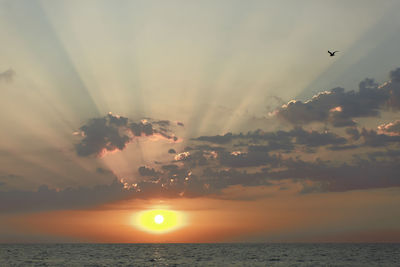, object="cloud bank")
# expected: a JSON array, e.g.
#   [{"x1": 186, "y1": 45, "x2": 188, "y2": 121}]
[{"x1": 3, "y1": 68, "x2": 400, "y2": 212}]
